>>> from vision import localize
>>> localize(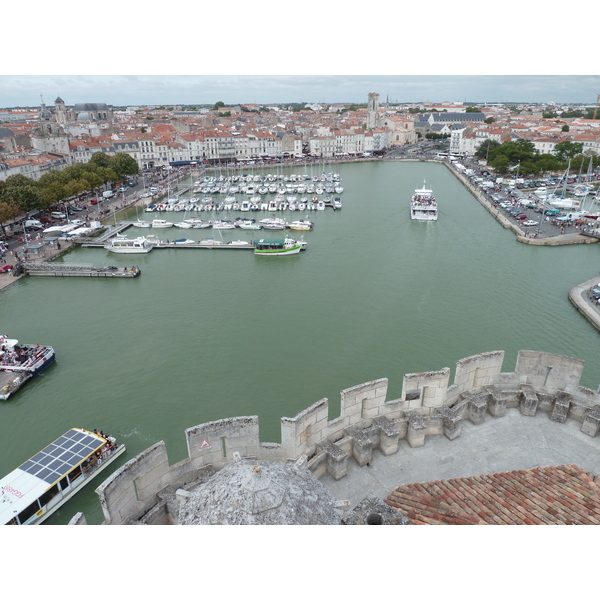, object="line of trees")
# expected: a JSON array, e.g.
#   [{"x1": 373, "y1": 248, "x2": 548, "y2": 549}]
[
  {"x1": 0, "y1": 152, "x2": 138, "y2": 226},
  {"x1": 474, "y1": 139, "x2": 600, "y2": 175}
]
